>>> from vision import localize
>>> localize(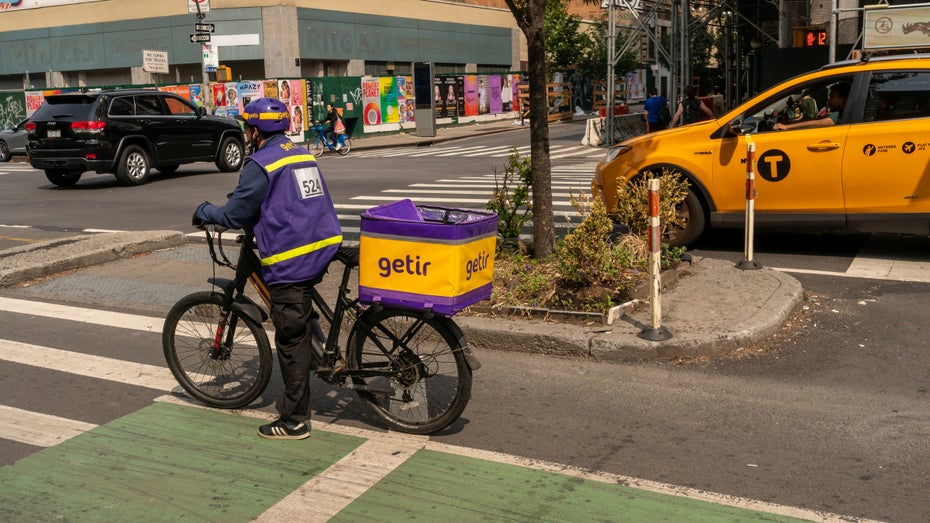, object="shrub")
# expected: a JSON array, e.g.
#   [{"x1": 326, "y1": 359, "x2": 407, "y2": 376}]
[
  {"x1": 486, "y1": 147, "x2": 532, "y2": 239},
  {"x1": 612, "y1": 169, "x2": 690, "y2": 238}
]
